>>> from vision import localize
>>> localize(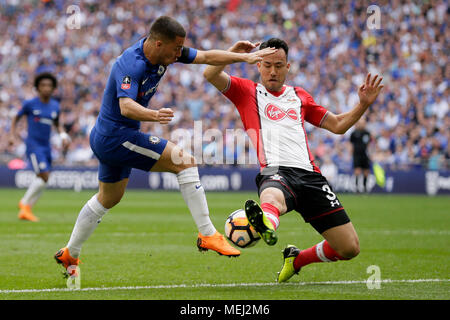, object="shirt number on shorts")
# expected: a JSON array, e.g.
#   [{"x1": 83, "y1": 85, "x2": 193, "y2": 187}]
[{"x1": 322, "y1": 184, "x2": 340, "y2": 207}]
